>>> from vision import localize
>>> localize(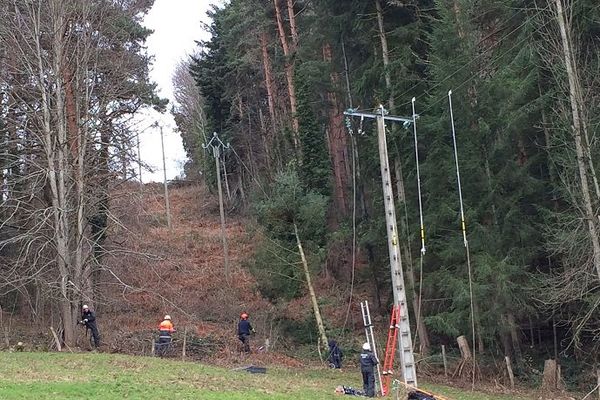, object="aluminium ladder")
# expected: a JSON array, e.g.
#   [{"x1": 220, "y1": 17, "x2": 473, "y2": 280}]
[{"x1": 360, "y1": 300, "x2": 384, "y2": 396}]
